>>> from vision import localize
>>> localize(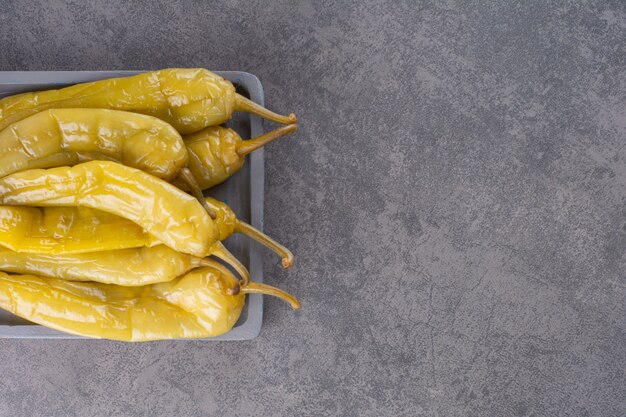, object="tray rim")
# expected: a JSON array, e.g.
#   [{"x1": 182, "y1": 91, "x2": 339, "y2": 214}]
[{"x1": 0, "y1": 69, "x2": 264, "y2": 341}]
